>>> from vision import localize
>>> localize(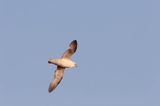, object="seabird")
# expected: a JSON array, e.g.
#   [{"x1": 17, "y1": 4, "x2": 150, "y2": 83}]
[{"x1": 48, "y1": 40, "x2": 77, "y2": 93}]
